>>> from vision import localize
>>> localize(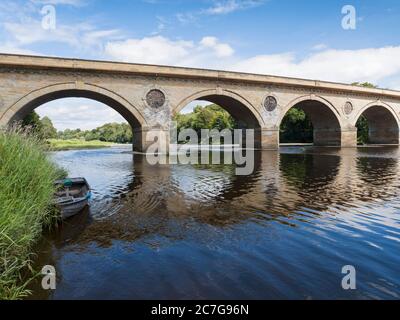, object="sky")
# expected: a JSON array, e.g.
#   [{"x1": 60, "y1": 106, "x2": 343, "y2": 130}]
[{"x1": 1, "y1": 0, "x2": 400, "y2": 130}]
